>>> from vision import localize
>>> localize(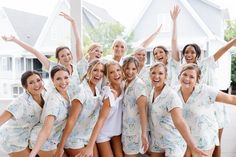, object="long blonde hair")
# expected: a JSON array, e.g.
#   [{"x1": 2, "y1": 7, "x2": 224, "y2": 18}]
[{"x1": 81, "y1": 59, "x2": 105, "y2": 82}]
